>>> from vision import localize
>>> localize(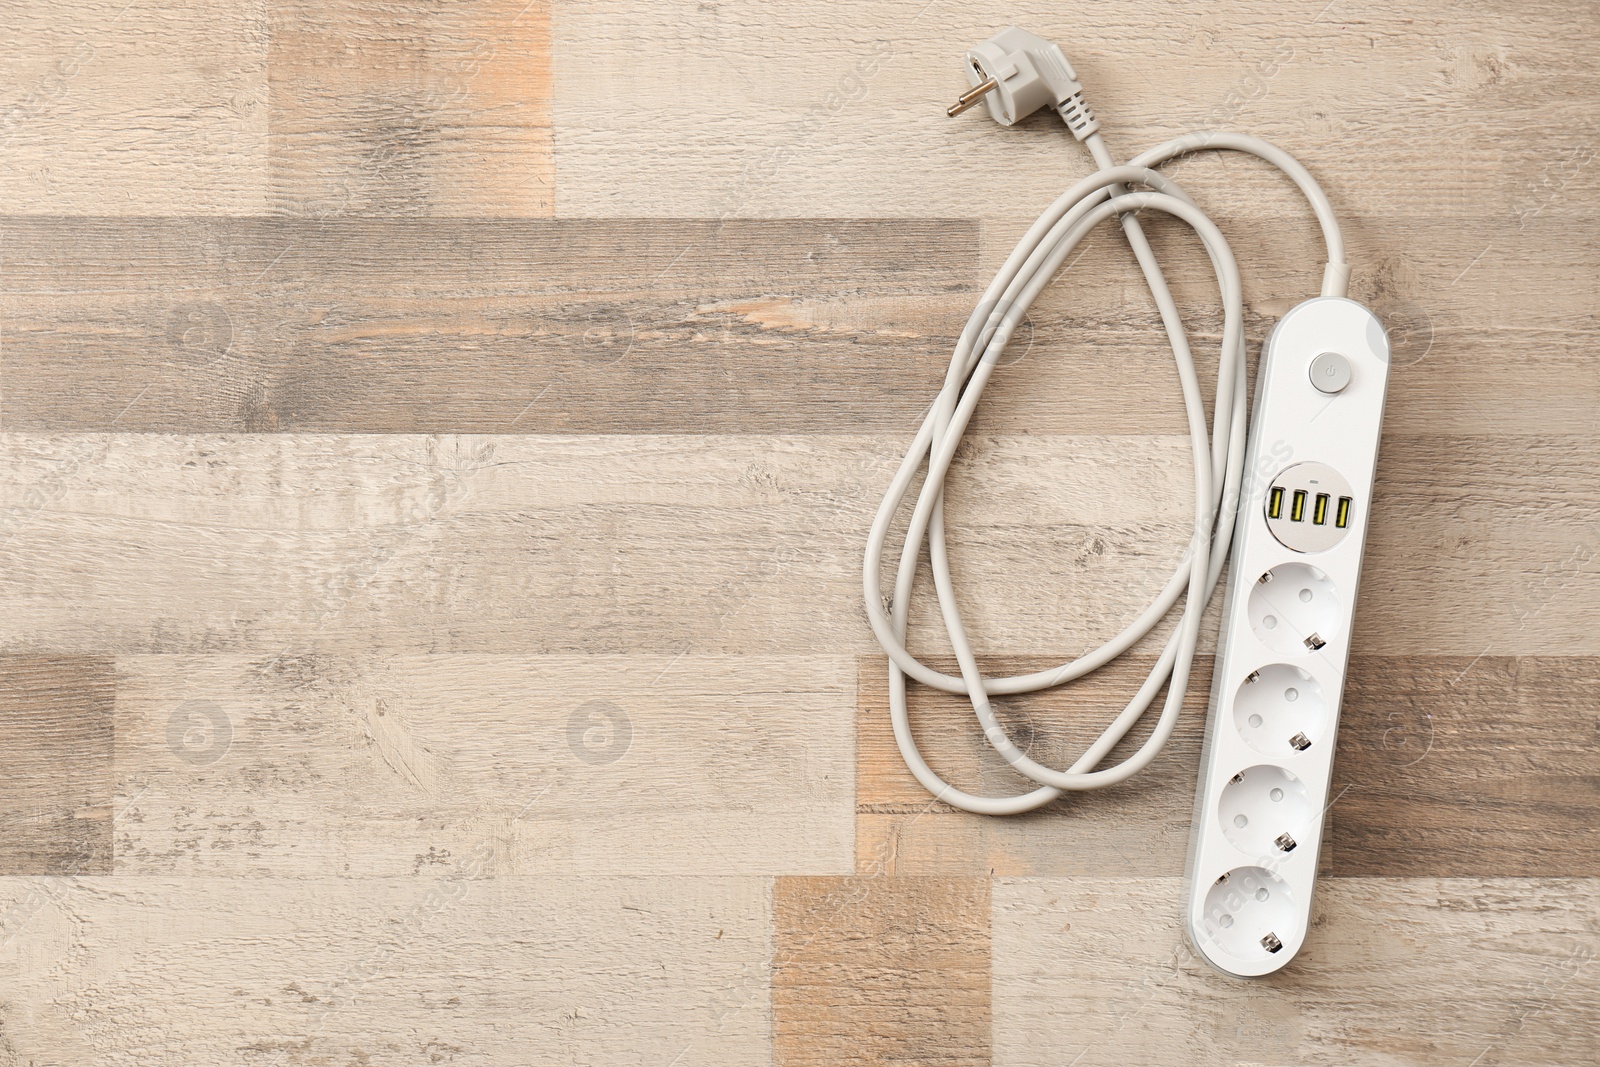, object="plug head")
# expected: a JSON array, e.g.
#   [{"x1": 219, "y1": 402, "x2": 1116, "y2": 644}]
[{"x1": 960, "y1": 27, "x2": 1081, "y2": 126}]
